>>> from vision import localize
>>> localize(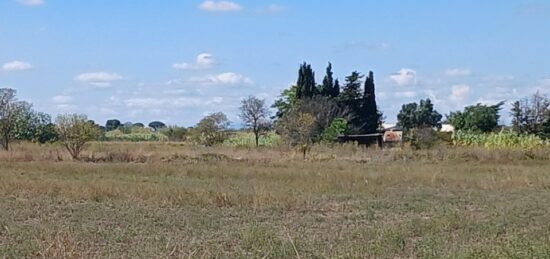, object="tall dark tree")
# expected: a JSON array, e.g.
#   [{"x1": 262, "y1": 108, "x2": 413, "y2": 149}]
[
  {"x1": 320, "y1": 63, "x2": 335, "y2": 97},
  {"x1": 338, "y1": 71, "x2": 364, "y2": 132},
  {"x1": 296, "y1": 63, "x2": 317, "y2": 99},
  {"x1": 360, "y1": 71, "x2": 382, "y2": 133},
  {"x1": 332, "y1": 79, "x2": 341, "y2": 98}
]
